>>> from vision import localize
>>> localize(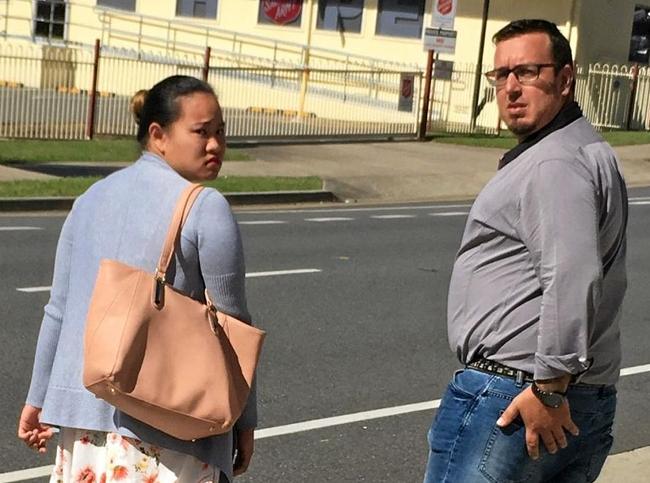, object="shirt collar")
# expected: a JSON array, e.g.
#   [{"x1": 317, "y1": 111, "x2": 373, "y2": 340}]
[{"x1": 498, "y1": 101, "x2": 583, "y2": 170}]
